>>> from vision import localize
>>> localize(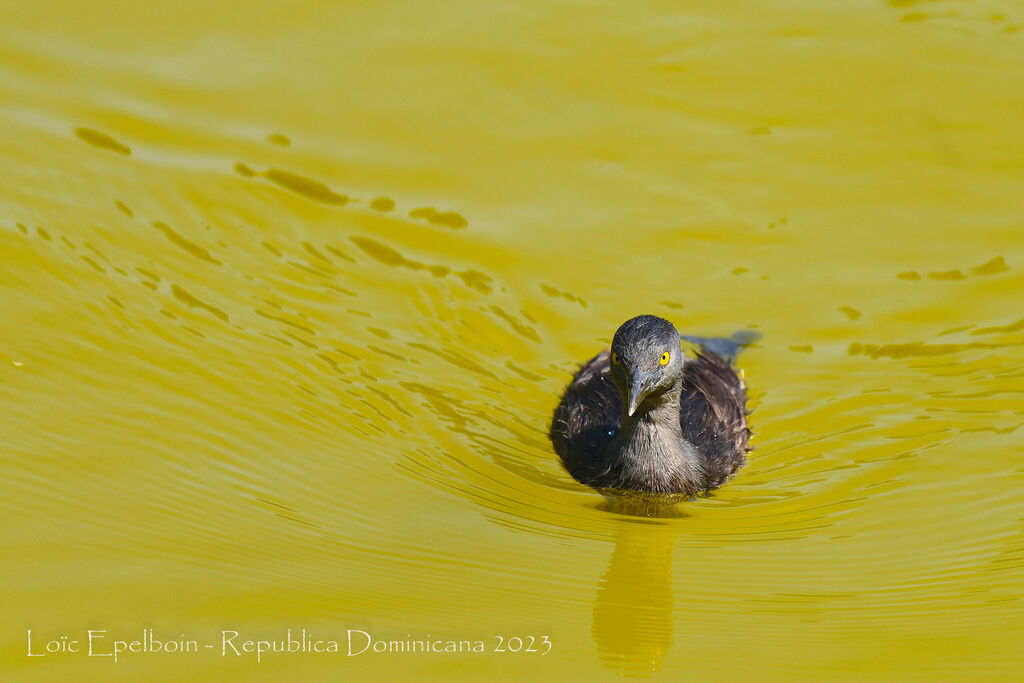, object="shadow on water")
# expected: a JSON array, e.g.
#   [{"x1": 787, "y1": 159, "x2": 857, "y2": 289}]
[{"x1": 591, "y1": 515, "x2": 681, "y2": 678}]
